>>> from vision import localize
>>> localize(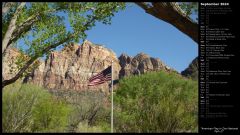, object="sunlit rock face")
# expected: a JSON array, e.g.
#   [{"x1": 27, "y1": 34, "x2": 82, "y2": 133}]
[
  {"x1": 25, "y1": 40, "x2": 121, "y2": 93},
  {"x1": 181, "y1": 57, "x2": 198, "y2": 80},
  {"x1": 4, "y1": 40, "x2": 177, "y2": 93},
  {"x1": 118, "y1": 52, "x2": 175, "y2": 78}
]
